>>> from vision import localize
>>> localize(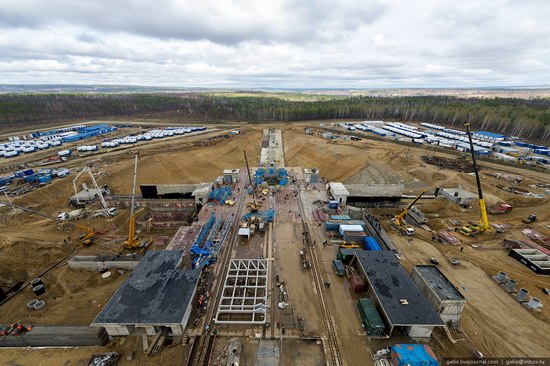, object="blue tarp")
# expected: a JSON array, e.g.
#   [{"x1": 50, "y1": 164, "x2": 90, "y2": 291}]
[
  {"x1": 365, "y1": 237, "x2": 382, "y2": 251},
  {"x1": 390, "y1": 344, "x2": 439, "y2": 366}
]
